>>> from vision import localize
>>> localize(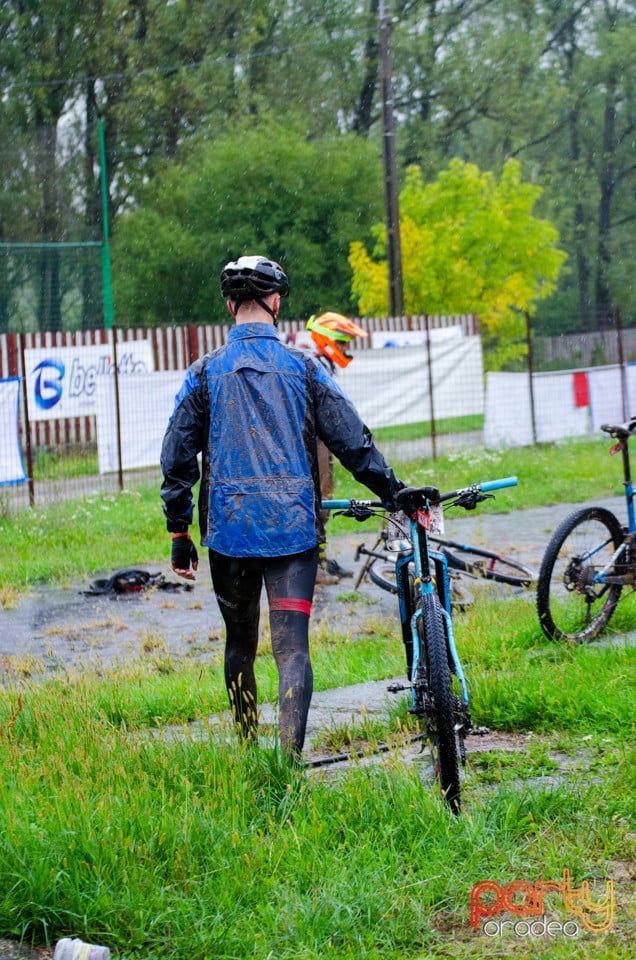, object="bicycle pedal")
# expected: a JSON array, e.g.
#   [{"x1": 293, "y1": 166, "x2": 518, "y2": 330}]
[{"x1": 387, "y1": 682, "x2": 410, "y2": 693}]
